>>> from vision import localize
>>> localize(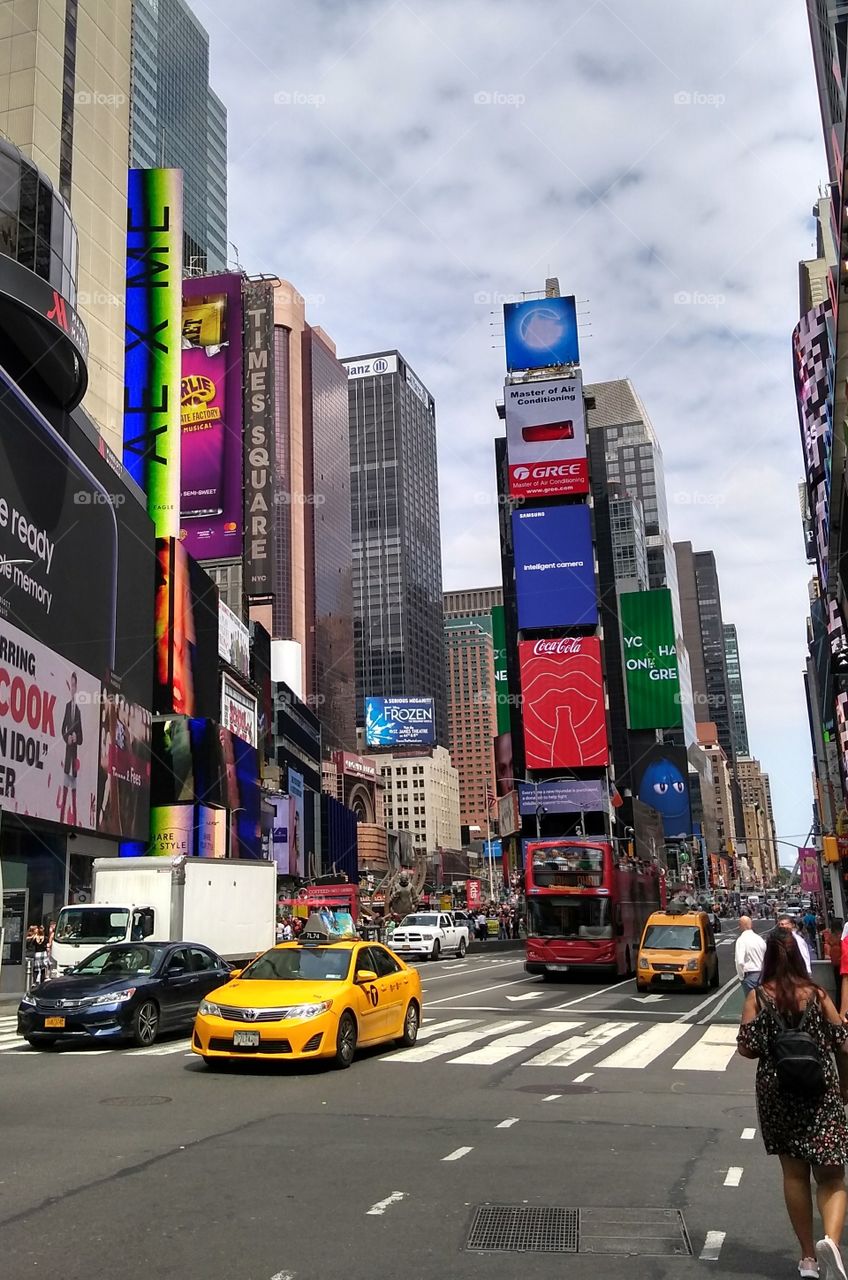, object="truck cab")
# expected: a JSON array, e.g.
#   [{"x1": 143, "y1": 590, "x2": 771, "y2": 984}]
[{"x1": 52, "y1": 904, "x2": 155, "y2": 972}]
